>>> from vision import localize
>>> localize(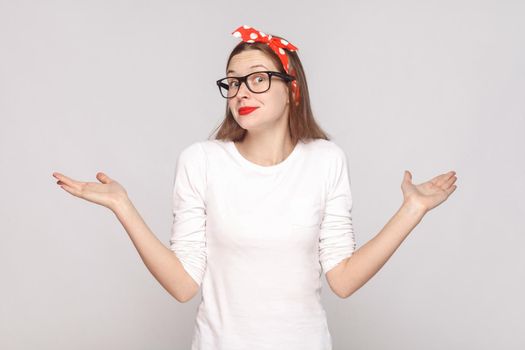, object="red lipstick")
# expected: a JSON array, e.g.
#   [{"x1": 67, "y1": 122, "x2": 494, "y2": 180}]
[{"x1": 238, "y1": 106, "x2": 259, "y2": 115}]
